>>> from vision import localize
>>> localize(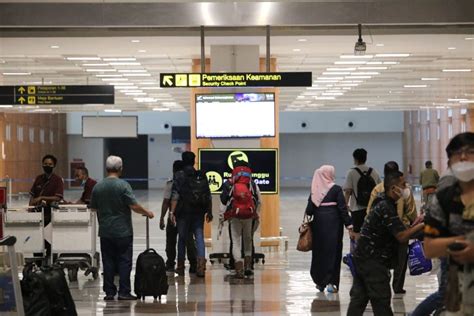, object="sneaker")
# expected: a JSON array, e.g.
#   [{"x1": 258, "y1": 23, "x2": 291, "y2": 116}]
[
  {"x1": 189, "y1": 265, "x2": 197, "y2": 274},
  {"x1": 316, "y1": 285, "x2": 325, "y2": 292},
  {"x1": 326, "y1": 284, "x2": 338, "y2": 293},
  {"x1": 103, "y1": 295, "x2": 115, "y2": 301},
  {"x1": 118, "y1": 294, "x2": 137, "y2": 301}
]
